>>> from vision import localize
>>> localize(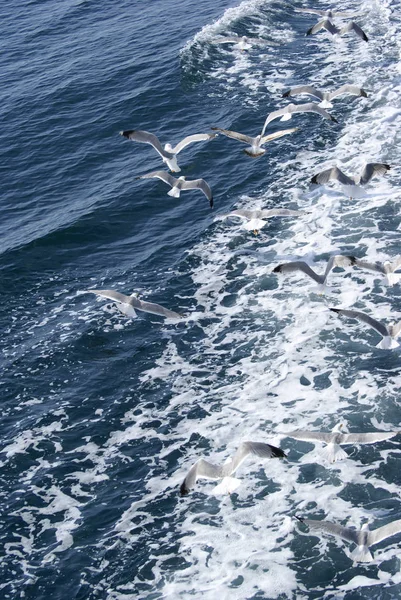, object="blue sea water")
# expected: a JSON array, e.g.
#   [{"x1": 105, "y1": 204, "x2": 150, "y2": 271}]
[{"x1": 2, "y1": 0, "x2": 401, "y2": 598}]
